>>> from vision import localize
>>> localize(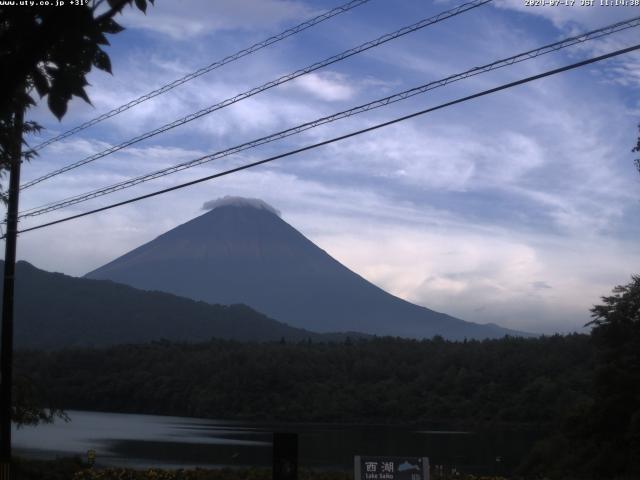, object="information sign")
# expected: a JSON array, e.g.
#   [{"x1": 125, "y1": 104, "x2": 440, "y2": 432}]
[{"x1": 354, "y1": 456, "x2": 430, "y2": 480}]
